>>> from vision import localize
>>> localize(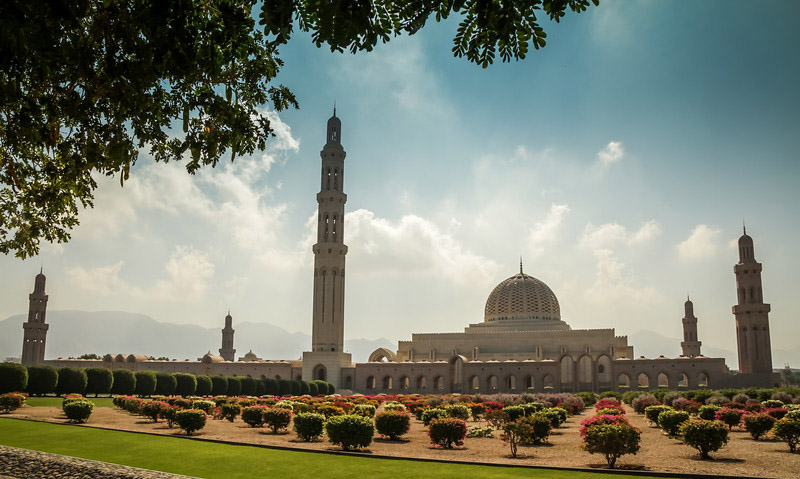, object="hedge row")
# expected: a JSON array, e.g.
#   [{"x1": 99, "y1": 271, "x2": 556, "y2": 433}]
[{"x1": 0, "y1": 363, "x2": 334, "y2": 398}]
